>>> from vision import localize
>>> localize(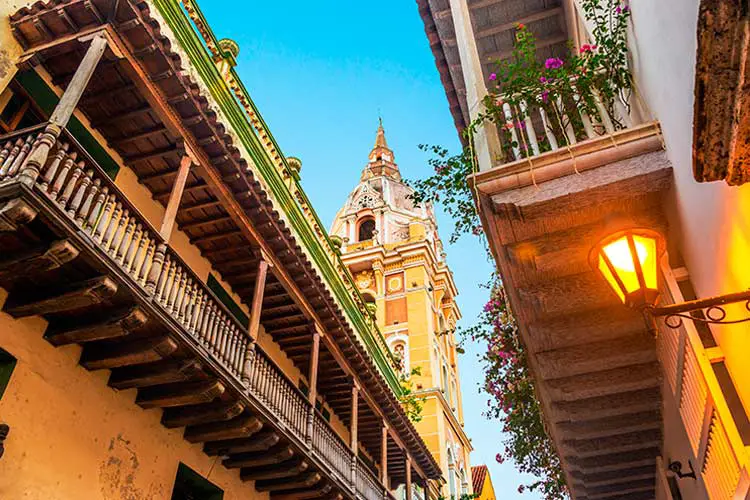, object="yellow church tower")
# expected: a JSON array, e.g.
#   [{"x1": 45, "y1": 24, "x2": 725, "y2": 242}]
[{"x1": 331, "y1": 121, "x2": 474, "y2": 500}]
